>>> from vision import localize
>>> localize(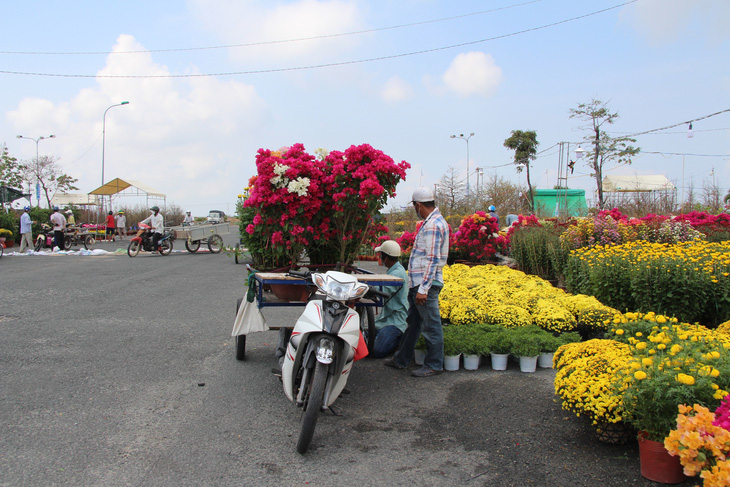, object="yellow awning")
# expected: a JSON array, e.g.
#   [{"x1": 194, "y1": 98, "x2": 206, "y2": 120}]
[{"x1": 88, "y1": 178, "x2": 166, "y2": 197}]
